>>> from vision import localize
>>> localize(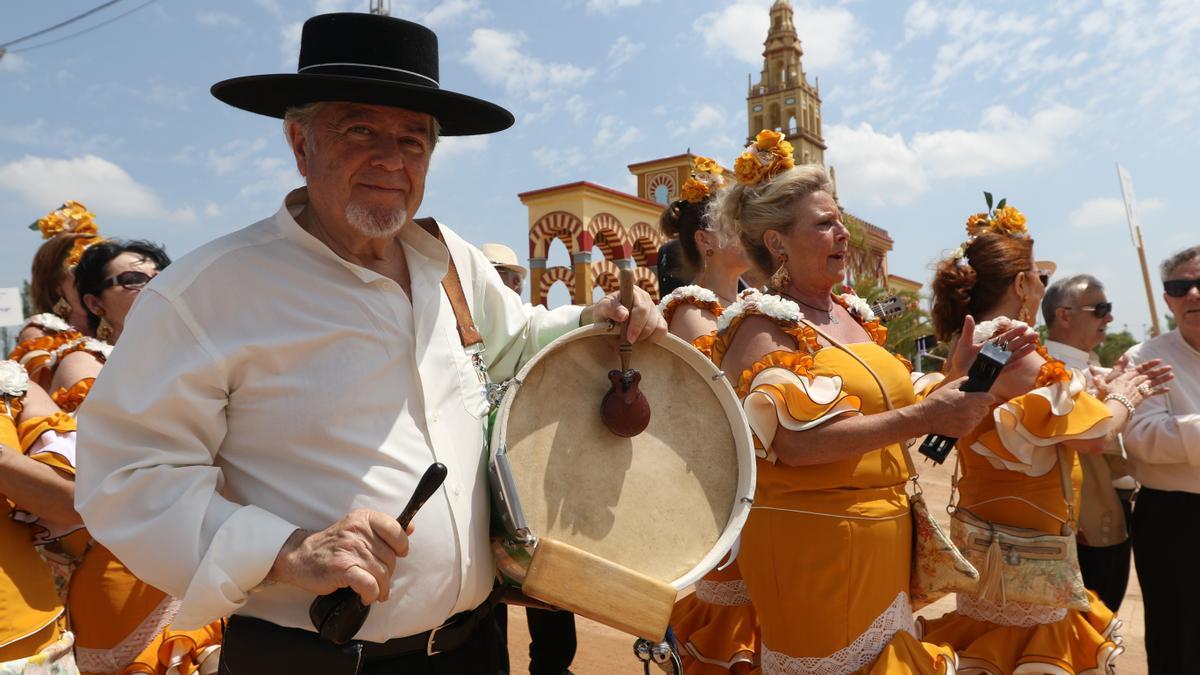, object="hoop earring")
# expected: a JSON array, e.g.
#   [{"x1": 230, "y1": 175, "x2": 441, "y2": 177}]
[
  {"x1": 769, "y1": 254, "x2": 791, "y2": 293},
  {"x1": 52, "y1": 297, "x2": 72, "y2": 320},
  {"x1": 97, "y1": 318, "x2": 115, "y2": 343}
]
